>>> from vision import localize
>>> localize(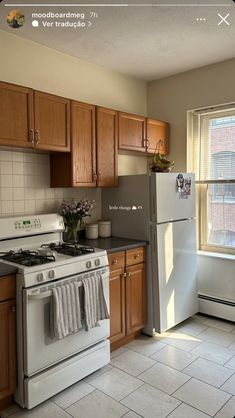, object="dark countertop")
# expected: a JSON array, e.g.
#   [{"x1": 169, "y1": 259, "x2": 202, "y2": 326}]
[
  {"x1": 78, "y1": 236, "x2": 148, "y2": 254},
  {"x1": 0, "y1": 262, "x2": 17, "y2": 277}
]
